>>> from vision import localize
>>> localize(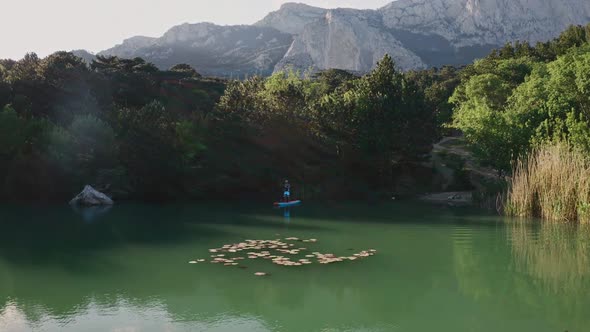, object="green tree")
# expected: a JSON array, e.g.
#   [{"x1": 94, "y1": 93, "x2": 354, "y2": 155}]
[
  {"x1": 91, "y1": 56, "x2": 159, "y2": 108},
  {"x1": 44, "y1": 114, "x2": 118, "y2": 187},
  {"x1": 217, "y1": 76, "x2": 265, "y2": 124},
  {"x1": 6, "y1": 53, "x2": 41, "y2": 83},
  {"x1": 454, "y1": 44, "x2": 590, "y2": 172},
  {"x1": 169, "y1": 64, "x2": 201, "y2": 78},
  {"x1": 5, "y1": 53, "x2": 46, "y2": 116},
  {"x1": 344, "y1": 54, "x2": 404, "y2": 156},
  {"x1": 260, "y1": 69, "x2": 309, "y2": 120},
  {"x1": 406, "y1": 66, "x2": 461, "y2": 136},
  {"x1": 38, "y1": 52, "x2": 89, "y2": 90},
  {"x1": 557, "y1": 25, "x2": 588, "y2": 51},
  {"x1": 0, "y1": 105, "x2": 26, "y2": 158},
  {"x1": 451, "y1": 73, "x2": 515, "y2": 170},
  {"x1": 0, "y1": 63, "x2": 6, "y2": 81},
  {"x1": 69, "y1": 114, "x2": 117, "y2": 164},
  {"x1": 0, "y1": 64, "x2": 11, "y2": 108},
  {"x1": 337, "y1": 54, "x2": 436, "y2": 189},
  {"x1": 117, "y1": 101, "x2": 183, "y2": 199},
  {"x1": 312, "y1": 69, "x2": 357, "y2": 94}
]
